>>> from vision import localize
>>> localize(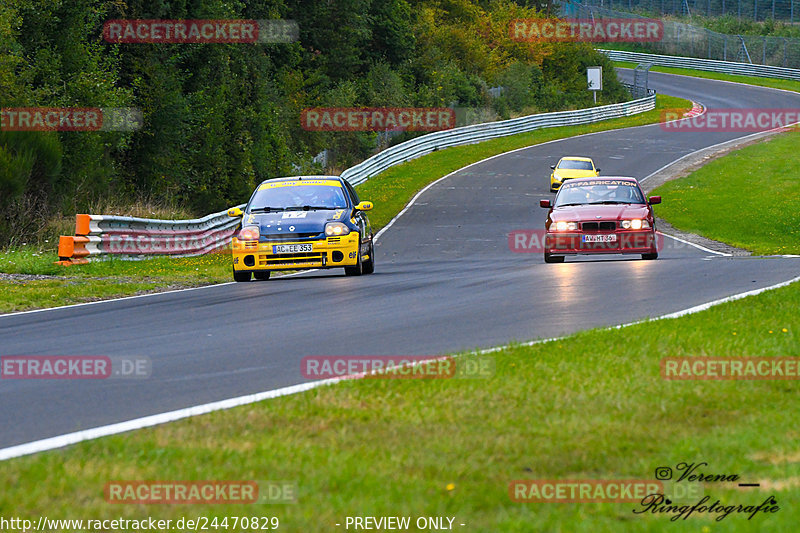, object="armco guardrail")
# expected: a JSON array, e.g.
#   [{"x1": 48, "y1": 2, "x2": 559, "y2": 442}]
[
  {"x1": 56, "y1": 207, "x2": 244, "y2": 264},
  {"x1": 57, "y1": 91, "x2": 655, "y2": 263},
  {"x1": 601, "y1": 49, "x2": 800, "y2": 82},
  {"x1": 340, "y1": 93, "x2": 655, "y2": 185}
]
